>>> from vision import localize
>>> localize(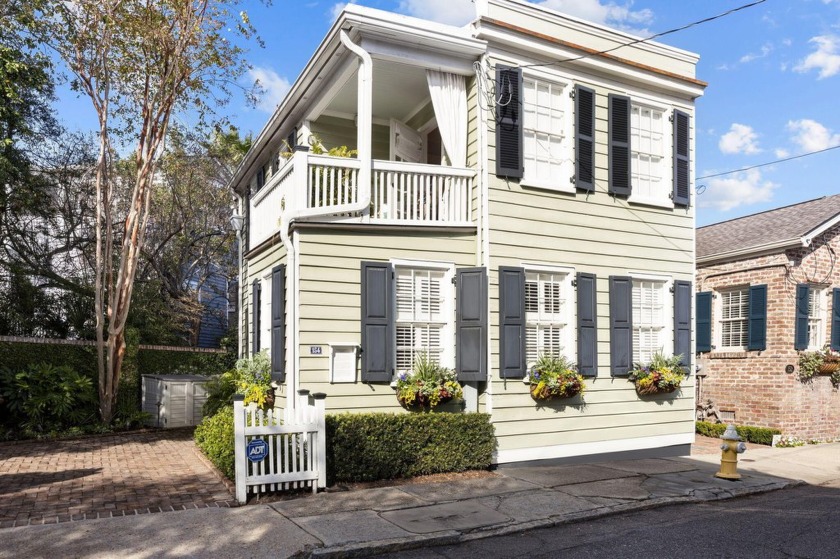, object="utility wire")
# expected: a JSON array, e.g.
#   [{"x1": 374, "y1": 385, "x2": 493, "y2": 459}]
[
  {"x1": 515, "y1": 0, "x2": 767, "y2": 70},
  {"x1": 697, "y1": 144, "x2": 840, "y2": 180}
]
